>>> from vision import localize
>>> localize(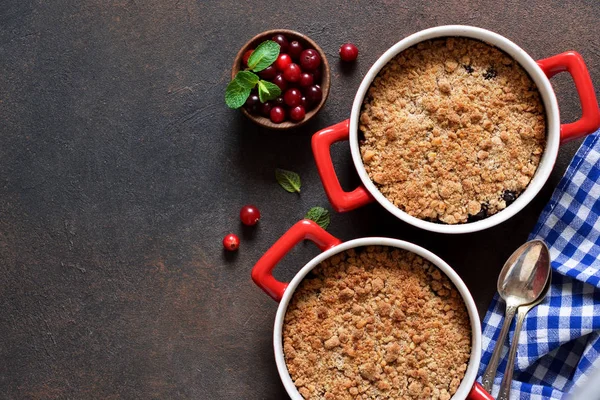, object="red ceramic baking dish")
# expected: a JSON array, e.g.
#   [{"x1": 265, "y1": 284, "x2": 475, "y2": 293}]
[
  {"x1": 251, "y1": 219, "x2": 494, "y2": 399},
  {"x1": 312, "y1": 25, "x2": 600, "y2": 234}
]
